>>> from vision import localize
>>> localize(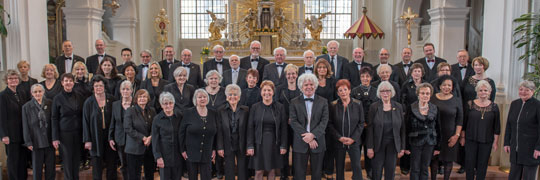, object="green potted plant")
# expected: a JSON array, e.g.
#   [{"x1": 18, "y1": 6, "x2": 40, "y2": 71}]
[
  {"x1": 513, "y1": 13, "x2": 540, "y2": 95},
  {"x1": 0, "y1": 4, "x2": 11, "y2": 37}
]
